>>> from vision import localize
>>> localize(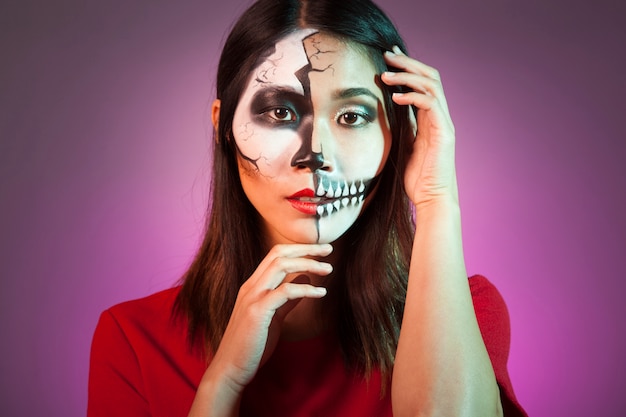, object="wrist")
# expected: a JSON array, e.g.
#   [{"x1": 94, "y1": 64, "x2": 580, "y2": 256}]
[
  {"x1": 408, "y1": 171, "x2": 460, "y2": 212},
  {"x1": 189, "y1": 364, "x2": 244, "y2": 417},
  {"x1": 413, "y1": 193, "x2": 460, "y2": 217}
]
